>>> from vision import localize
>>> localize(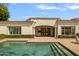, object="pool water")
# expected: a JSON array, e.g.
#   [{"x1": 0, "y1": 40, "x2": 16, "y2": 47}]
[{"x1": 0, "y1": 42, "x2": 77, "y2": 56}]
